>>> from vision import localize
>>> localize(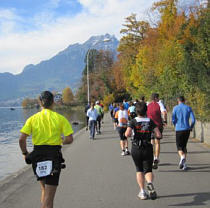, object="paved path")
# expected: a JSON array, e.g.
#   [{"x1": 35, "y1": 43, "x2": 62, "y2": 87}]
[{"x1": 0, "y1": 114, "x2": 210, "y2": 208}]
